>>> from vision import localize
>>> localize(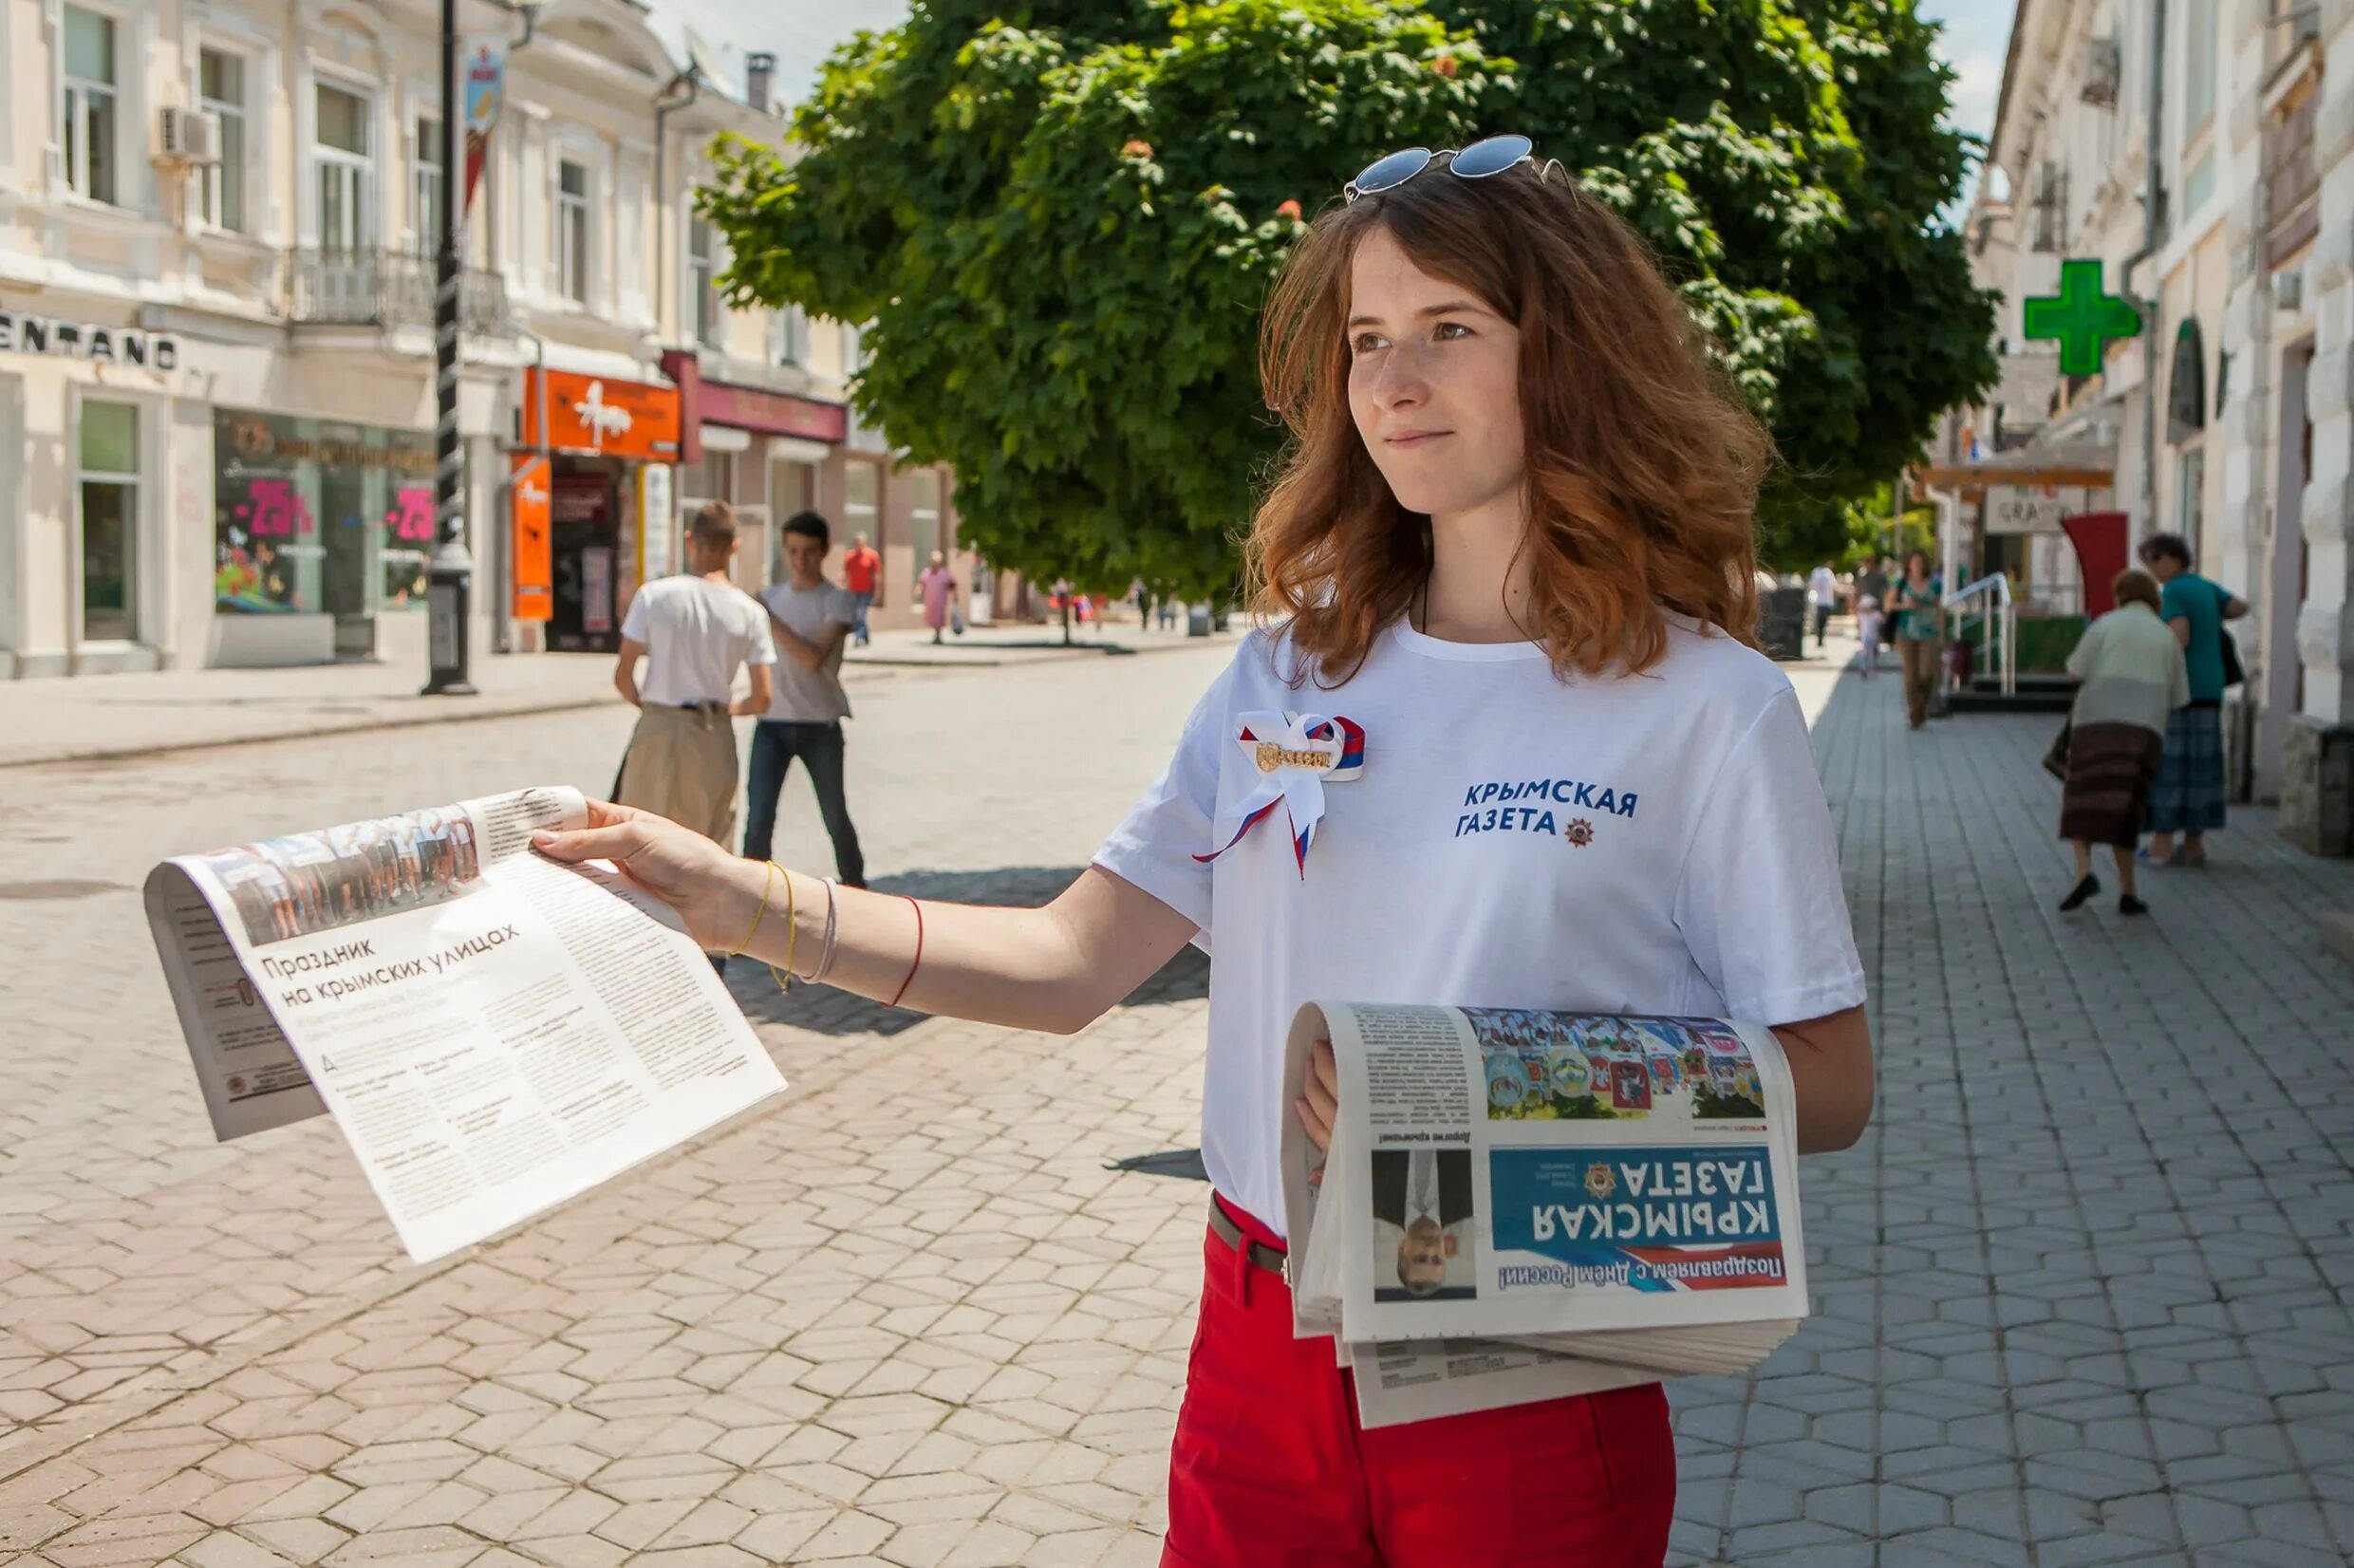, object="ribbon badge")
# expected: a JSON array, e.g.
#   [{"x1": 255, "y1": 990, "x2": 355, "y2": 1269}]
[{"x1": 1194, "y1": 710, "x2": 1366, "y2": 874}]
